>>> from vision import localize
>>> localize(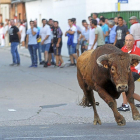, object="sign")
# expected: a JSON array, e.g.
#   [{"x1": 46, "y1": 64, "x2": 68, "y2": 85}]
[
  {"x1": 118, "y1": 3, "x2": 121, "y2": 11},
  {"x1": 118, "y1": 0, "x2": 128, "y2": 3}
]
